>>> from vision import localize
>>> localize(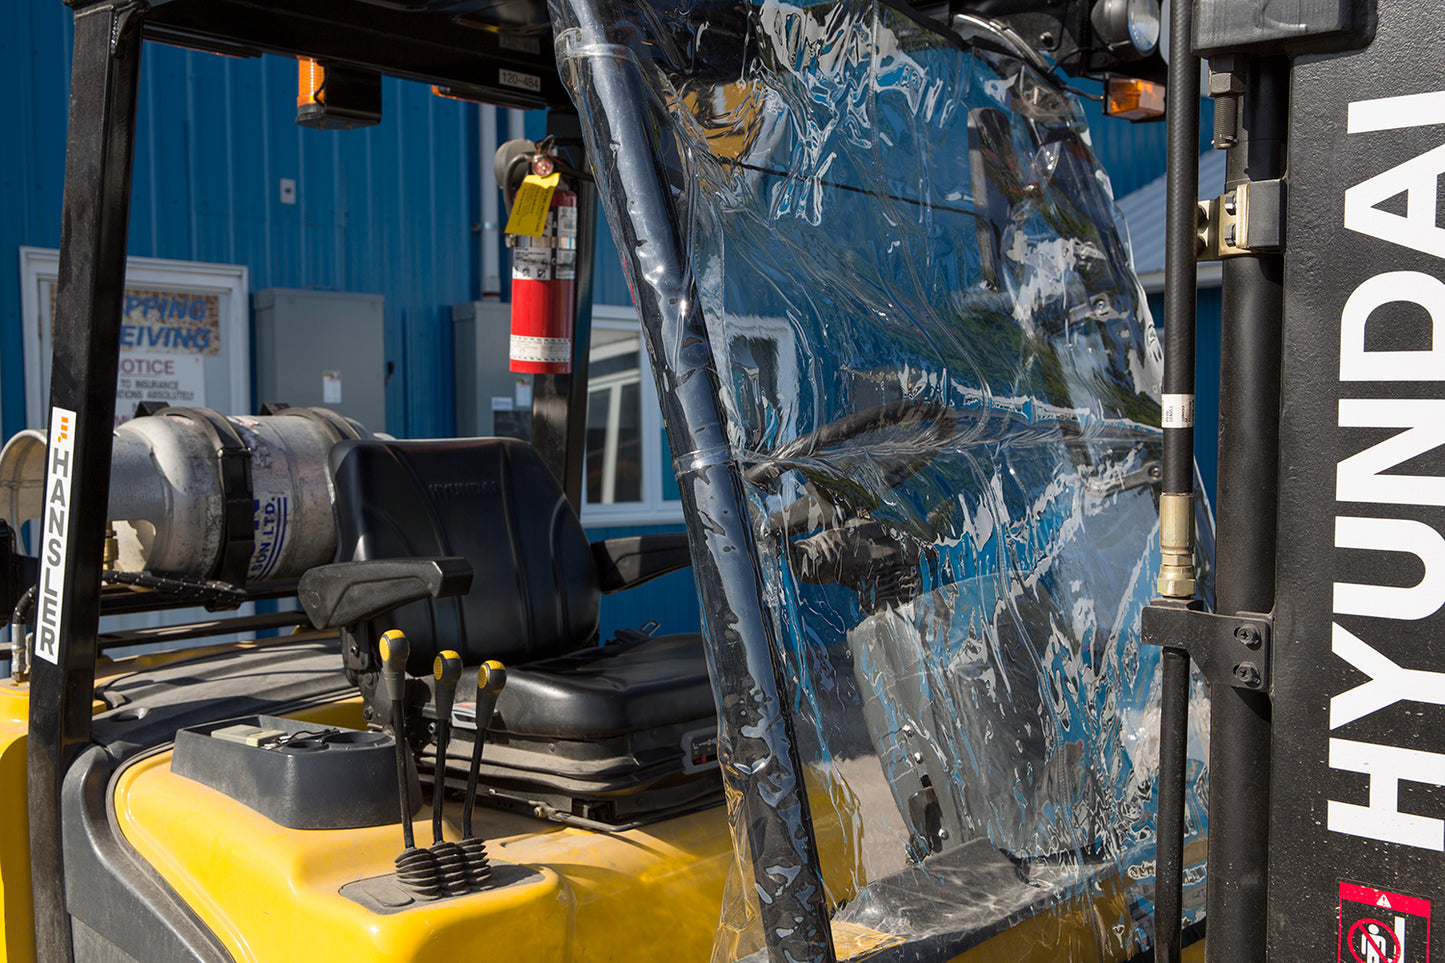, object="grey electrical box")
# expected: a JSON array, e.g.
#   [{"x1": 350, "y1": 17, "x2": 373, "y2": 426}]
[
  {"x1": 453, "y1": 300, "x2": 532, "y2": 441},
  {"x1": 252, "y1": 289, "x2": 388, "y2": 433}
]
